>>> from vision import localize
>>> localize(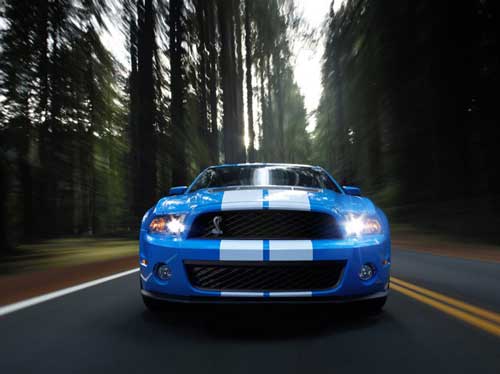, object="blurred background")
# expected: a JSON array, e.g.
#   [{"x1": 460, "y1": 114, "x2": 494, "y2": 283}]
[{"x1": 0, "y1": 0, "x2": 499, "y2": 266}]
